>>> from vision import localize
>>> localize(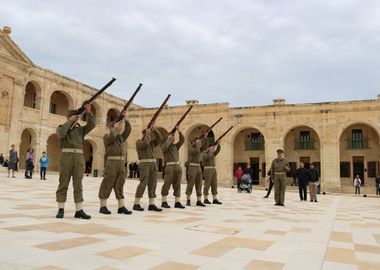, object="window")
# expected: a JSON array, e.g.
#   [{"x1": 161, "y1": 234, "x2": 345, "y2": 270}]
[
  {"x1": 245, "y1": 133, "x2": 264, "y2": 151},
  {"x1": 251, "y1": 132, "x2": 261, "y2": 142},
  {"x1": 368, "y1": 161, "x2": 376, "y2": 178},
  {"x1": 300, "y1": 131, "x2": 310, "y2": 141},
  {"x1": 352, "y1": 129, "x2": 363, "y2": 140},
  {"x1": 340, "y1": 162, "x2": 350, "y2": 178},
  {"x1": 50, "y1": 103, "x2": 57, "y2": 114}
]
